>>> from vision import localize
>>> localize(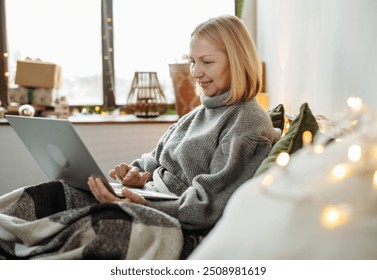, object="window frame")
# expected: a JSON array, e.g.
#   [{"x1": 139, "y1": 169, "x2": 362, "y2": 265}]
[
  {"x1": 0, "y1": 0, "x2": 8, "y2": 108},
  {"x1": 0, "y1": 0, "x2": 240, "y2": 110}
]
